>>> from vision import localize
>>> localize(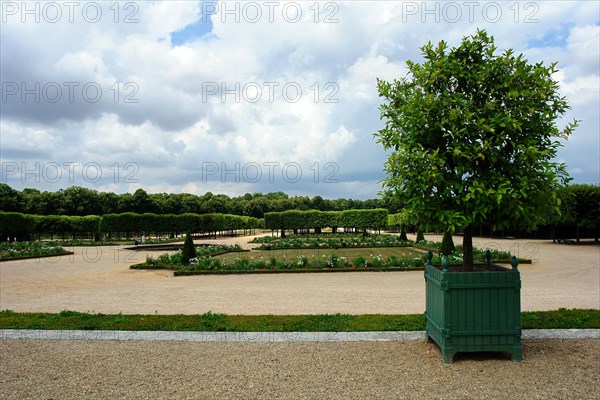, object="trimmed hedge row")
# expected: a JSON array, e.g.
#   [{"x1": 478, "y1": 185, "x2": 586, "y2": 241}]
[
  {"x1": 0, "y1": 212, "x2": 263, "y2": 239},
  {"x1": 264, "y1": 209, "x2": 388, "y2": 232}
]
